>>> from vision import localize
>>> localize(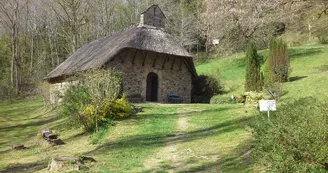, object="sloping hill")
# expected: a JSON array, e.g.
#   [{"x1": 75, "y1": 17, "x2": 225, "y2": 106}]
[
  {"x1": 0, "y1": 44, "x2": 327, "y2": 172},
  {"x1": 196, "y1": 44, "x2": 328, "y2": 102}
]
